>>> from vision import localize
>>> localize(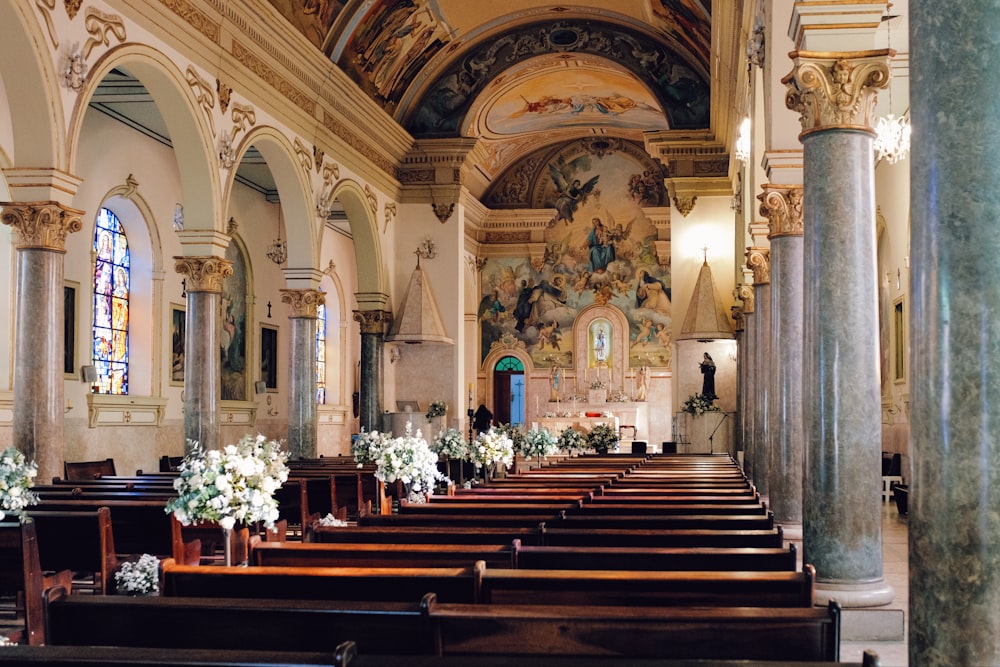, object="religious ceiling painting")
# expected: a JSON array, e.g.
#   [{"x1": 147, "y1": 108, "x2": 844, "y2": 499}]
[
  {"x1": 407, "y1": 19, "x2": 709, "y2": 136},
  {"x1": 480, "y1": 141, "x2": 672, "y2": 370},
  {"x1": 266, "y1": 0, "x2": 345, "y2": 48},
  {"x1": 338, "y1": 0, "x2": 455, "y2": 109},
  {"x1": 650, "y1": 0, "x2": 712, "y2": 65}
]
